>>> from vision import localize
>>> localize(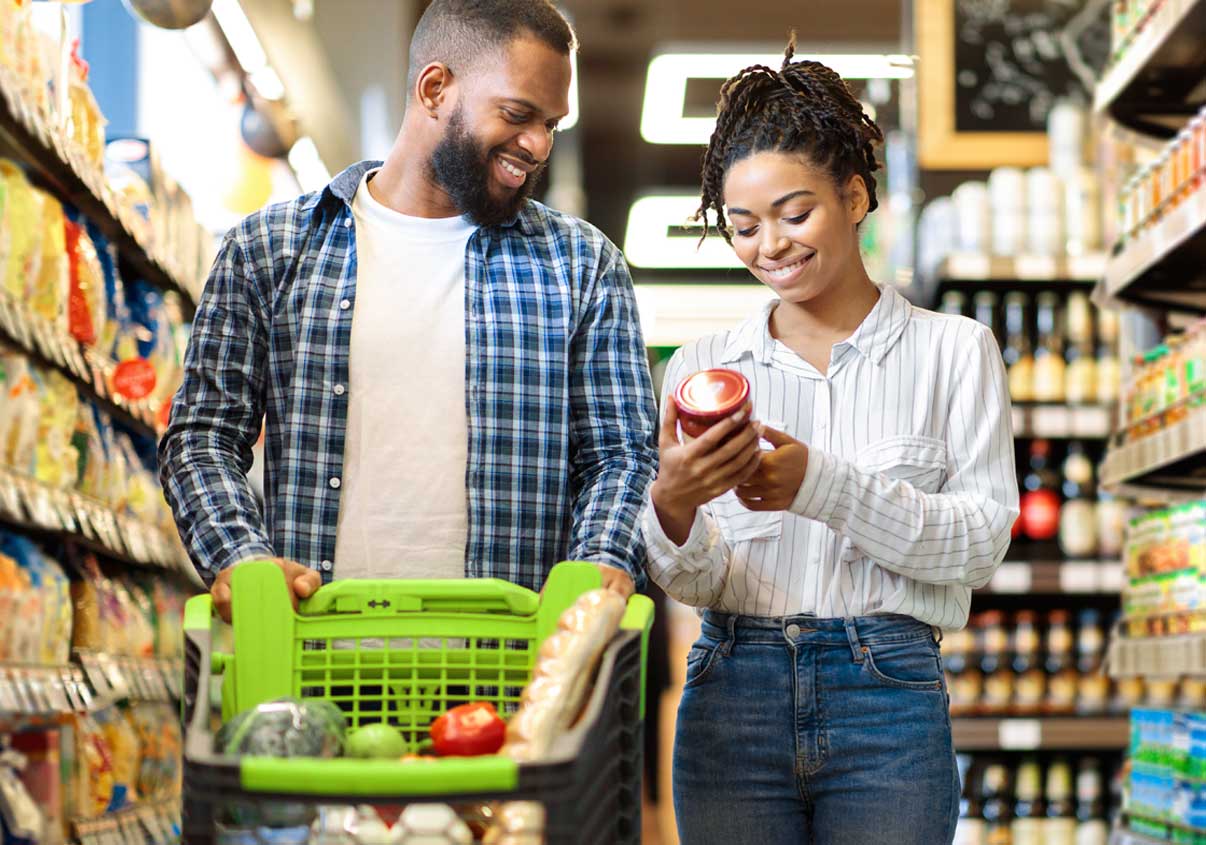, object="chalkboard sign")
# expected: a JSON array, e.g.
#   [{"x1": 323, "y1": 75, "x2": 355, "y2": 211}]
[{"x1": 917, "y1": 0, "x2": 1111, "y2": 169}]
